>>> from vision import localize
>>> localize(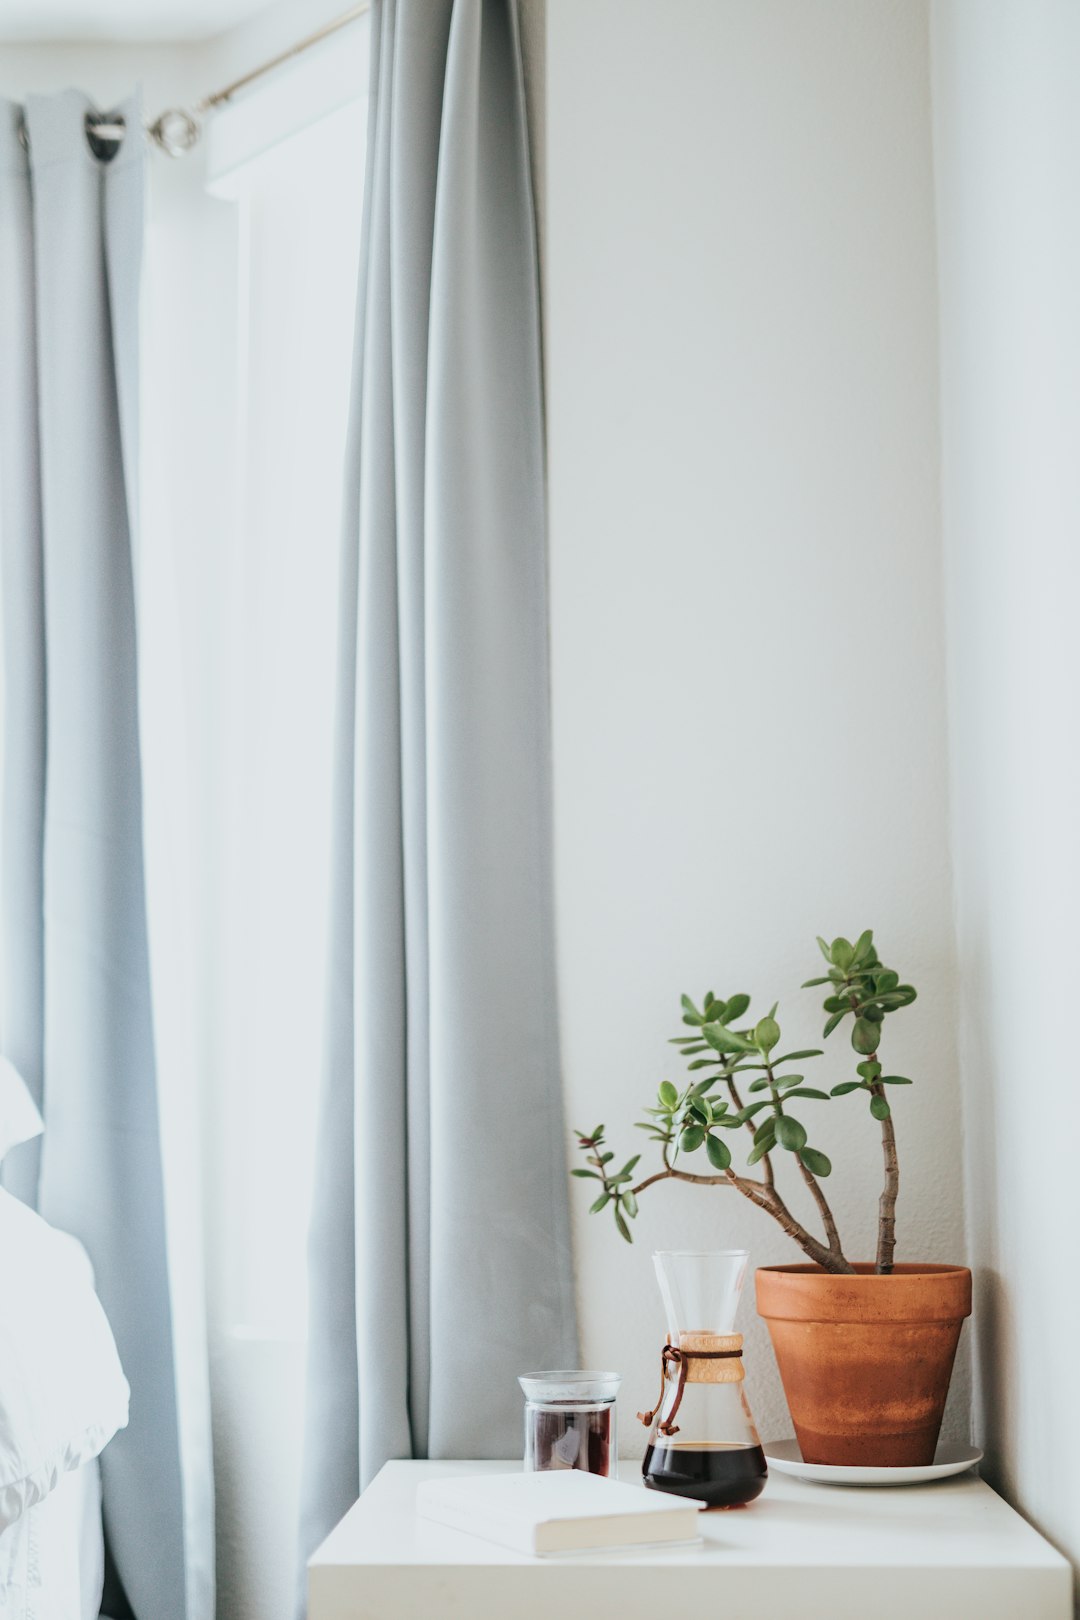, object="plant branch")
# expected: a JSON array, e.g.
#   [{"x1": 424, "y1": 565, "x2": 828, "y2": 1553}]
[
  {"x1": 726, "y1": 1071, "x2": 774, "y2": 1189},
  {"x1": 797, "y1": 1157, "x2": 843, "y2": 1255},
  {"x1": 628, "y1": 1161, "x2": 852, "y2": 1271},
  {"x1": 738, "y1": 1177, "x2": 855, "y2": 1274},
  {"x1": 871, "y1": 1080, "x2": 899, "y2": 1273},
  {"x1": 631, "y1": 1166, "x2": 740, "y2": 1194},
  {"x1": 844, "y1": 986, "x2": 900, "y2": 1275},
  {"x1": 765, "y1": 1054, "x2": 846, "y2": 1263}
]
